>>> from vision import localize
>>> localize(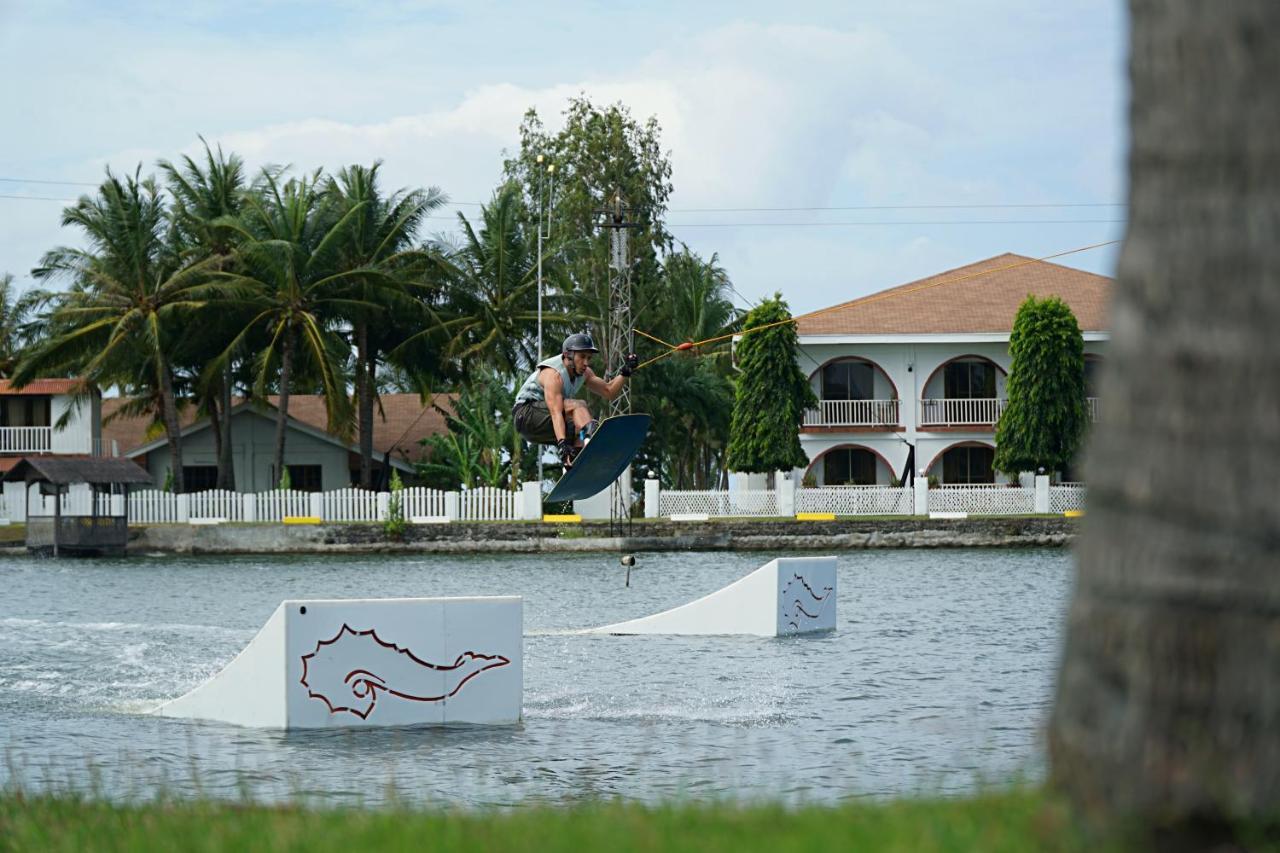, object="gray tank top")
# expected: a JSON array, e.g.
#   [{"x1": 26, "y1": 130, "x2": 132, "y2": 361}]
[{"x1": 515, "y1": 356, "x2": 585, "y2": 405}]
